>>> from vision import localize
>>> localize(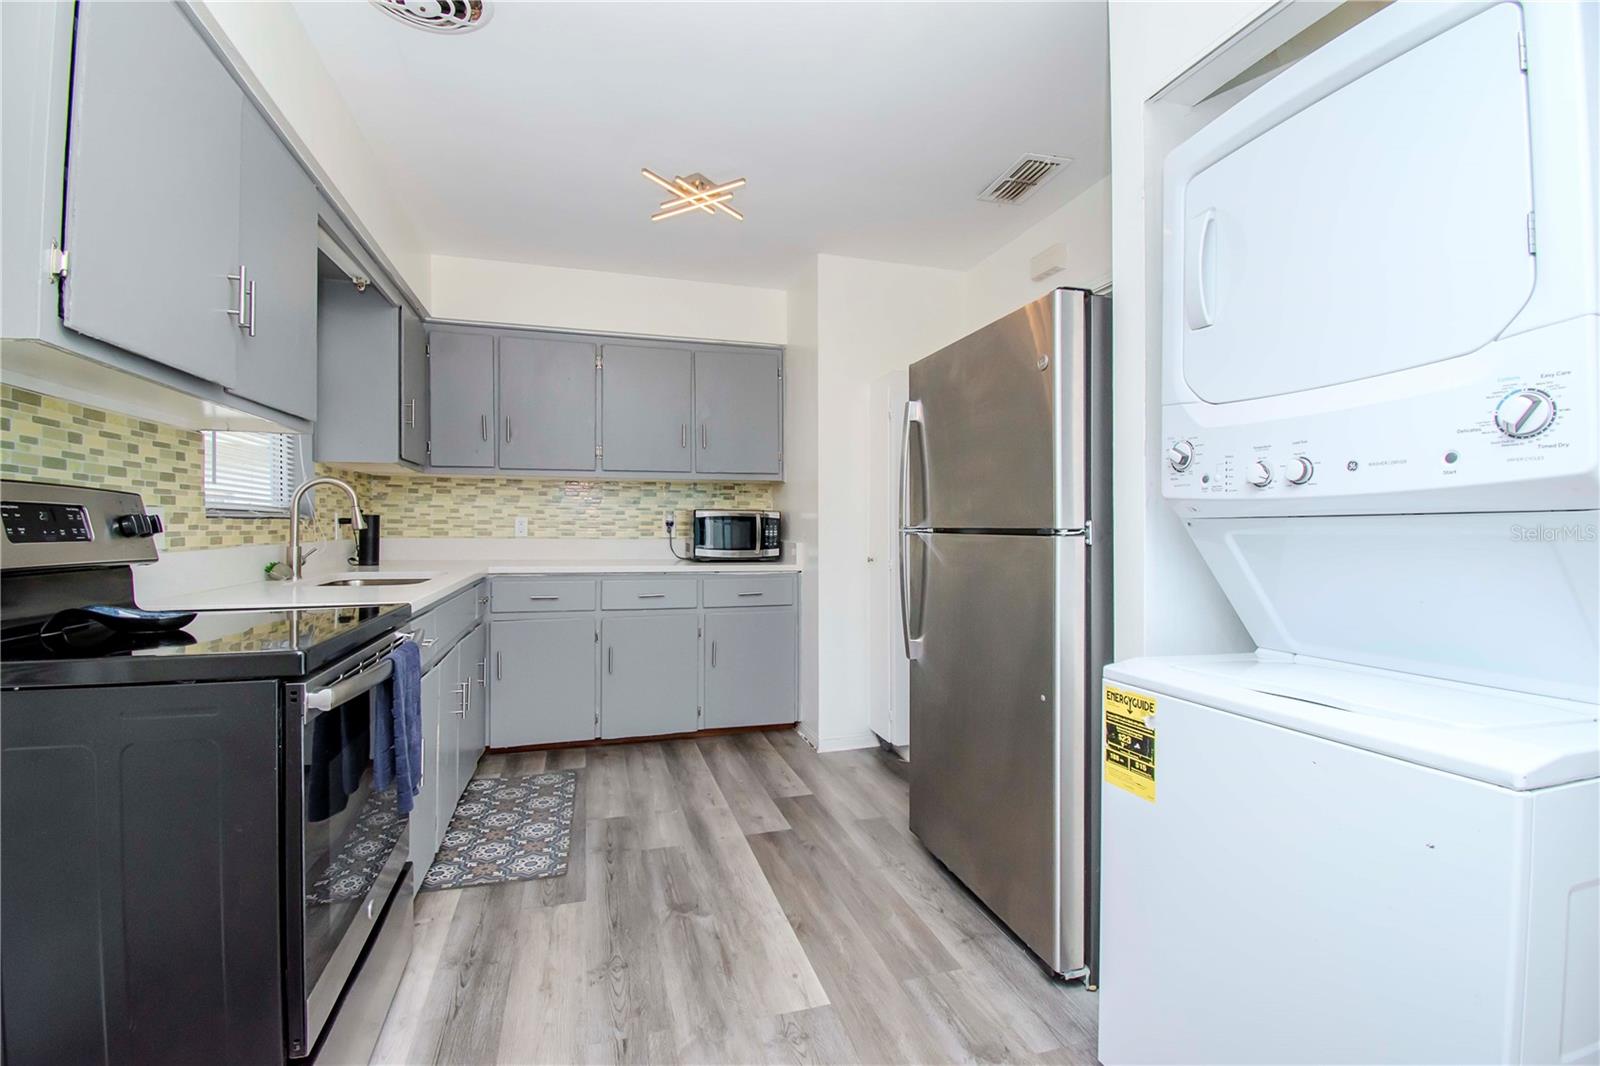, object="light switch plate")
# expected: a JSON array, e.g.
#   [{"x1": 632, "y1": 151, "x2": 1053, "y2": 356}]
[{"x1": 513, "y1": 516, "x2": 529, "y2": 538}]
